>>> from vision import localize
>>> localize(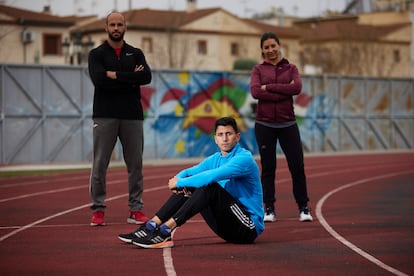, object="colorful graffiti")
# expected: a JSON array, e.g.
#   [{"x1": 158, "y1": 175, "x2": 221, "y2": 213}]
[{"x1": 140, "y1": 71, "x2": 336, "y2": 159}]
